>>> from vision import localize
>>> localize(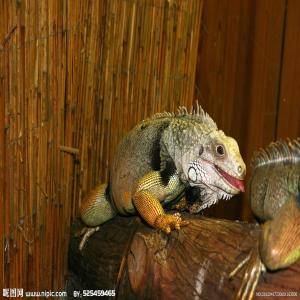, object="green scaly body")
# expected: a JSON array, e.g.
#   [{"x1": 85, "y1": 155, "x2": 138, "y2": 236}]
[
  {"x1": 79, "y1": 105, "x2": 246, "y2": 249},
  {"x1": 250, "y1": 138, "x2": 300, "y2": 270}
]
